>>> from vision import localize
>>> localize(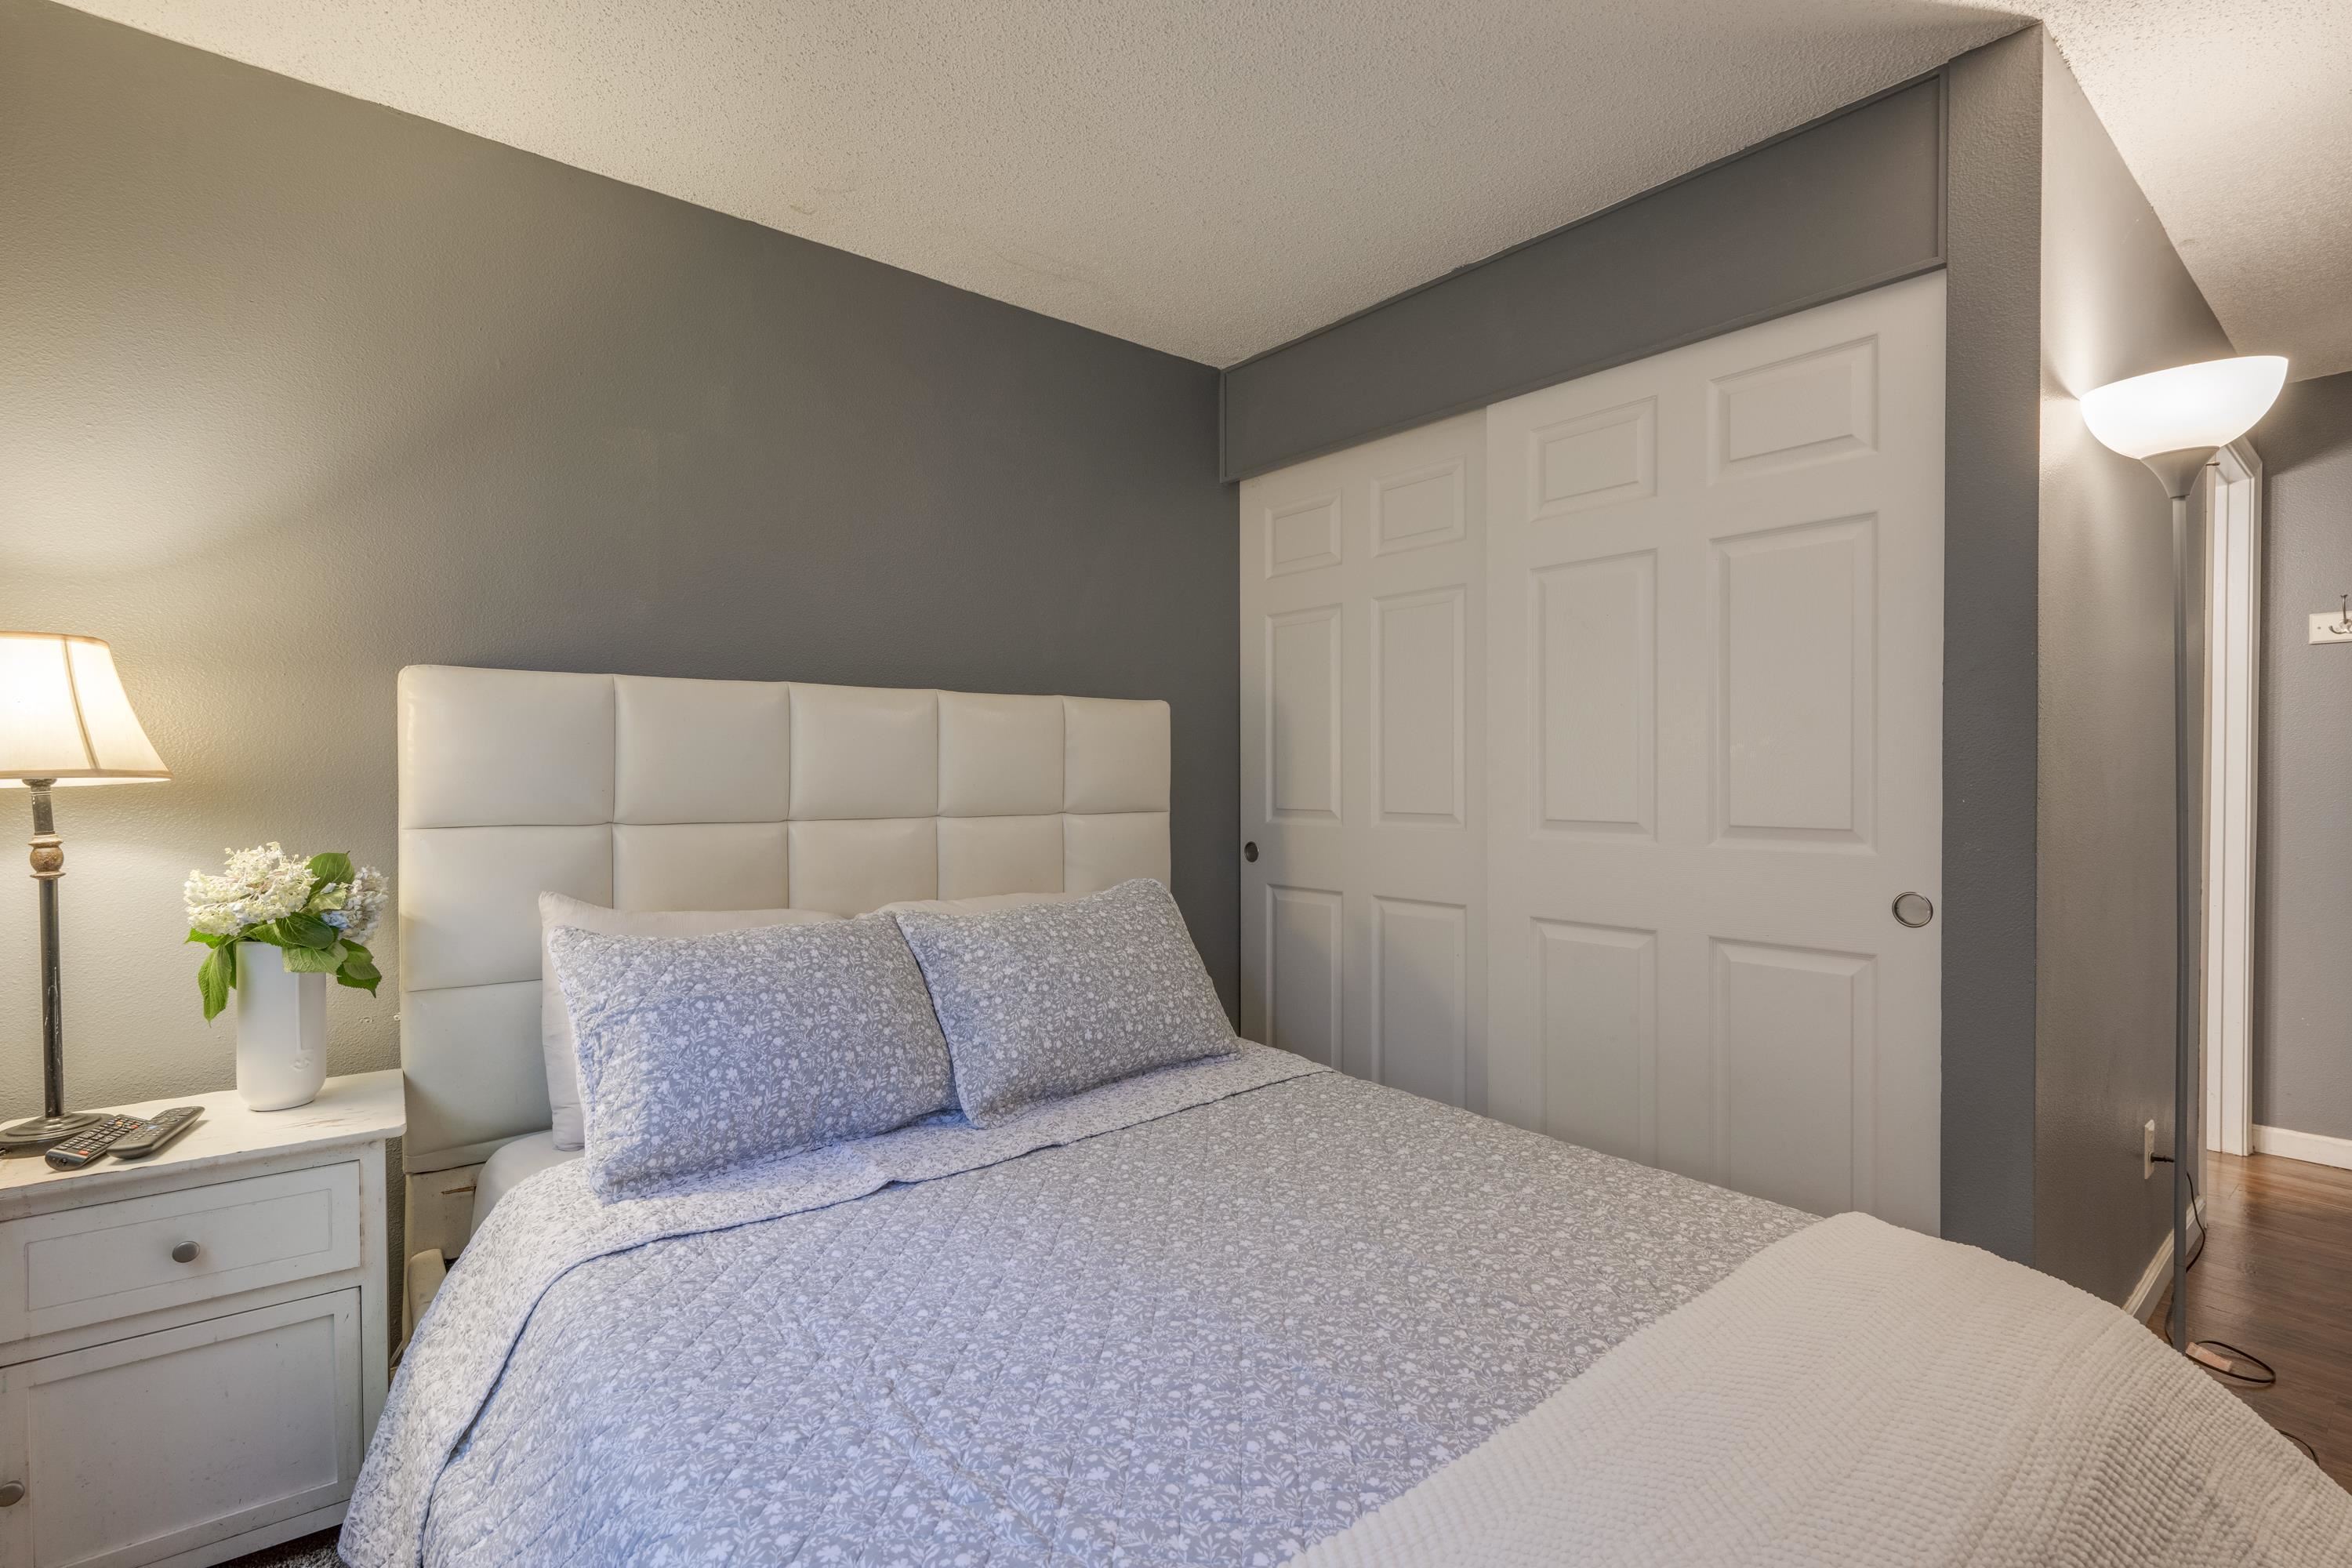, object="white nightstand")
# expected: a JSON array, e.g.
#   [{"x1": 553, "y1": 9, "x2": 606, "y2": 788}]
[{"x1": 0, "y1": 1070, "x2": 403, "y2": 1568}]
